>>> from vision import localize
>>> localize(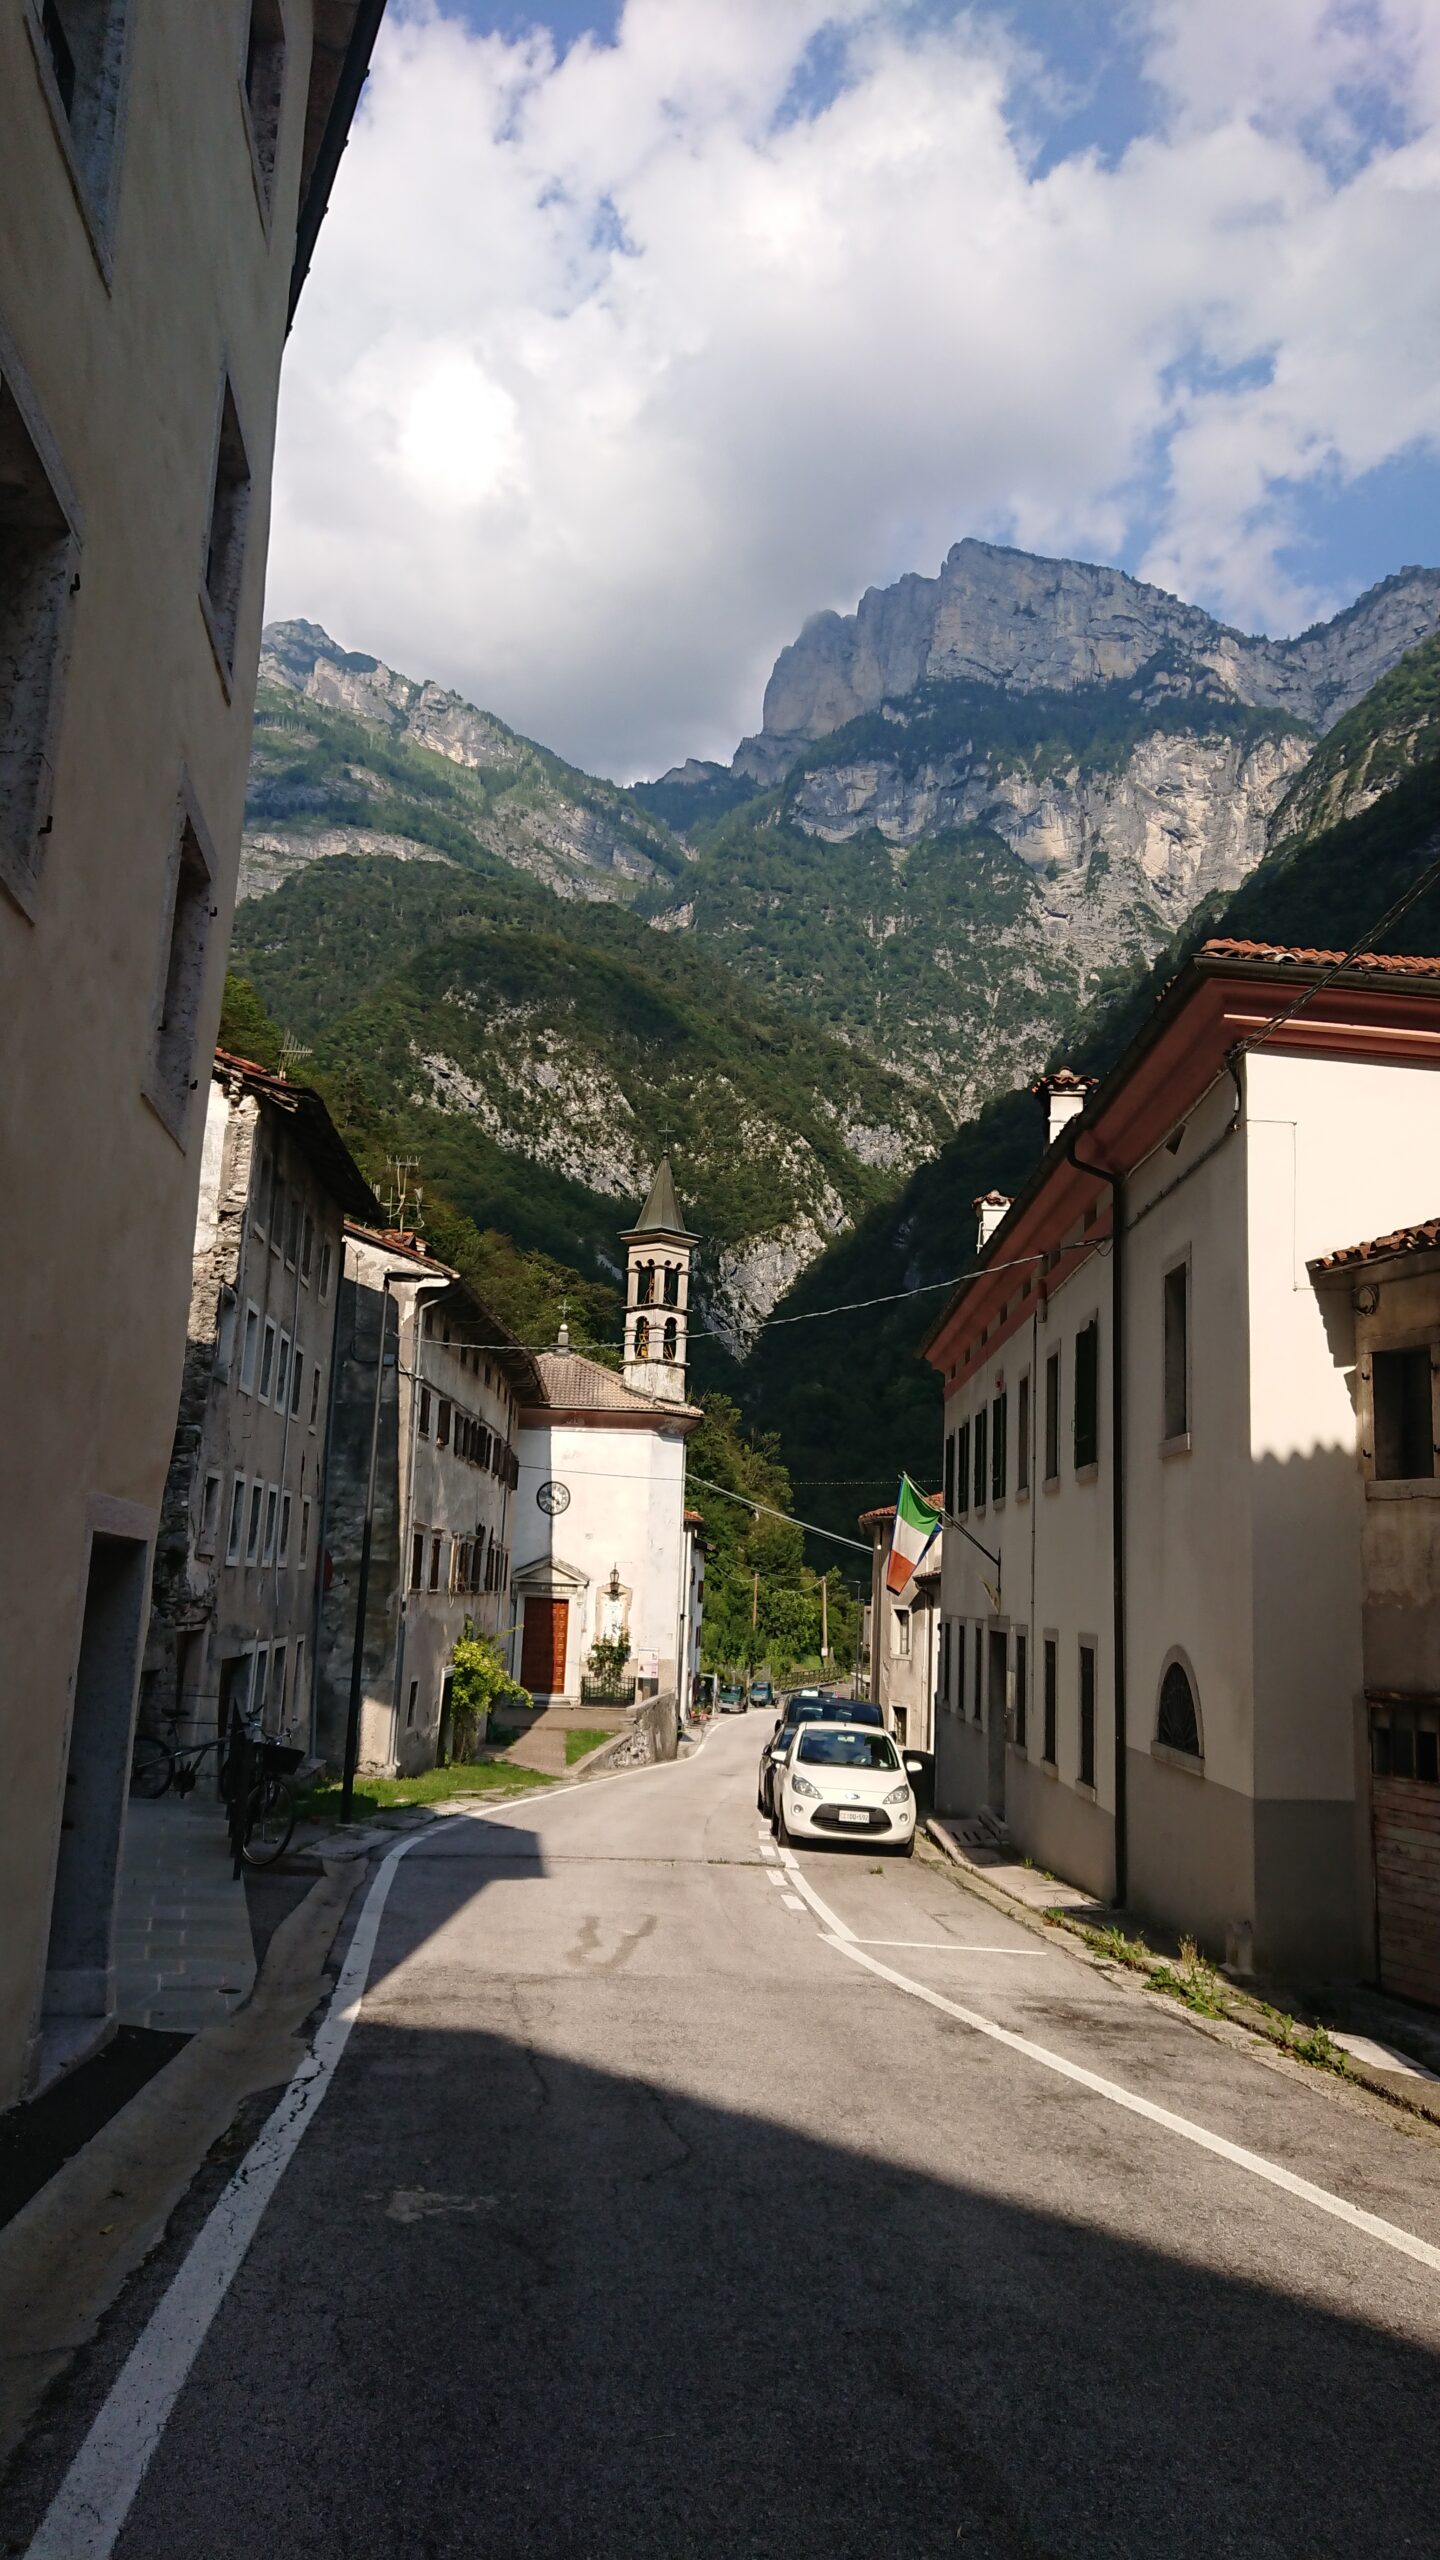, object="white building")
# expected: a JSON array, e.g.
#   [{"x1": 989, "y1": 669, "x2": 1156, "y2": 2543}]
[
  {"x1": 860, "y1": 1500, "x2": 941, "y2": 1747},
  {"x1": 511, "y1": 1164, "x2": 703, "y2": 1705},
  {"x1": 924, "y1": 938, "x2": 1440, "y2": 1983}
]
